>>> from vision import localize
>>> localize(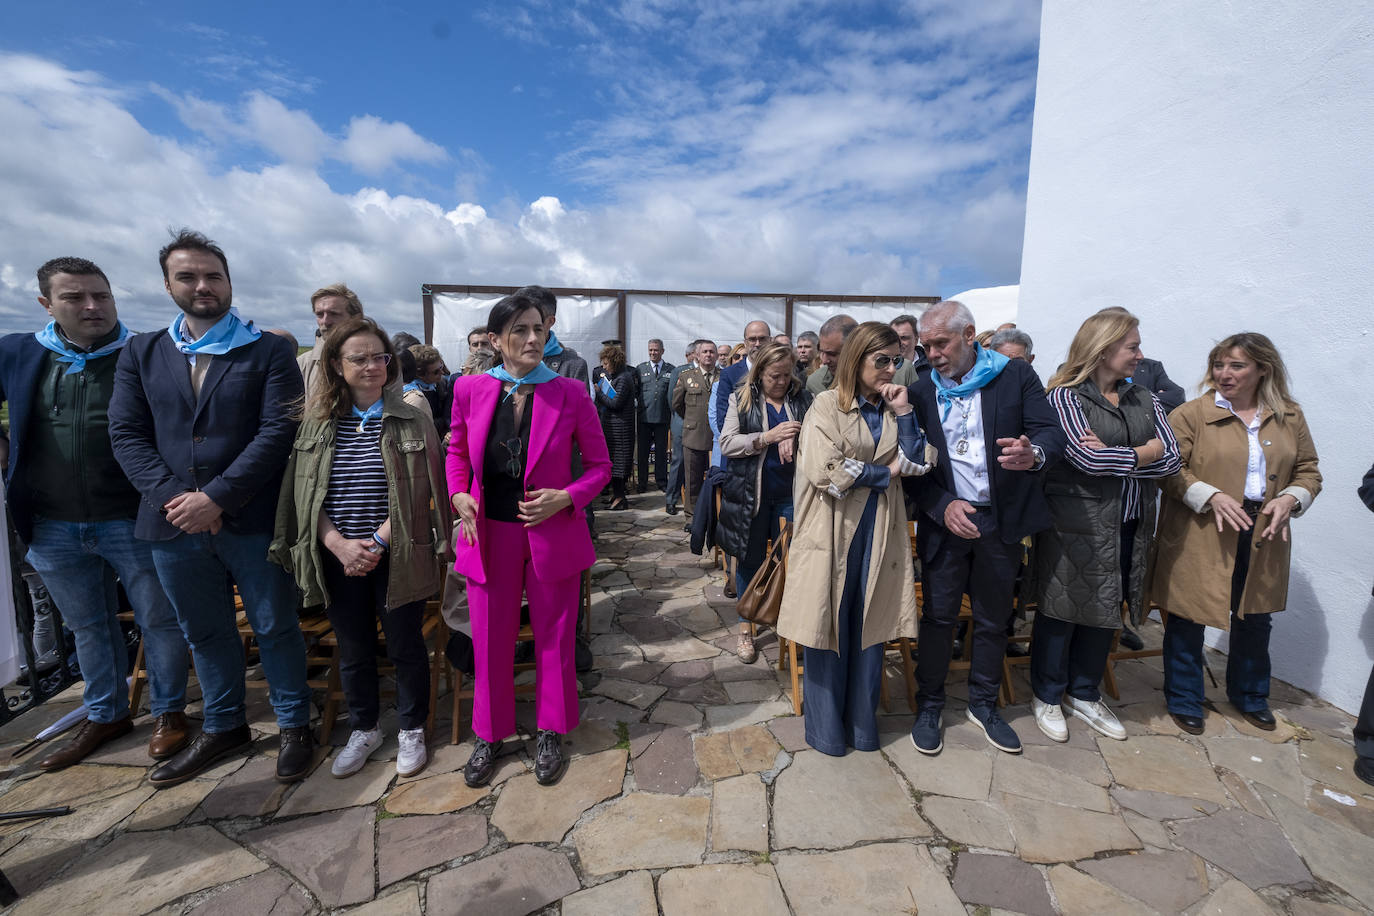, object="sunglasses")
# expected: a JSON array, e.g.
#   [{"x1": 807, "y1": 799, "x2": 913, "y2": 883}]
[
  {"x1": 868, "y1": 354, "x2": 906, "y2": 371},
  {"x1": 499, "y1": 437, "x2": 523, "y2": 478}
]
